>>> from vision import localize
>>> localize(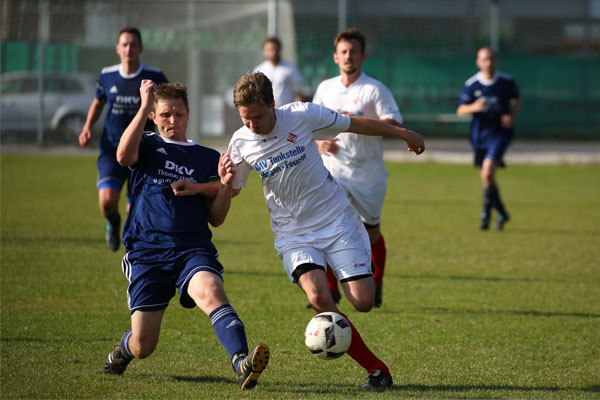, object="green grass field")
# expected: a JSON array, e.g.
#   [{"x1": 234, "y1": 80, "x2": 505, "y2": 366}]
[{"x1": 1, "y1": 153, "x2": 599, "y2": 399}]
